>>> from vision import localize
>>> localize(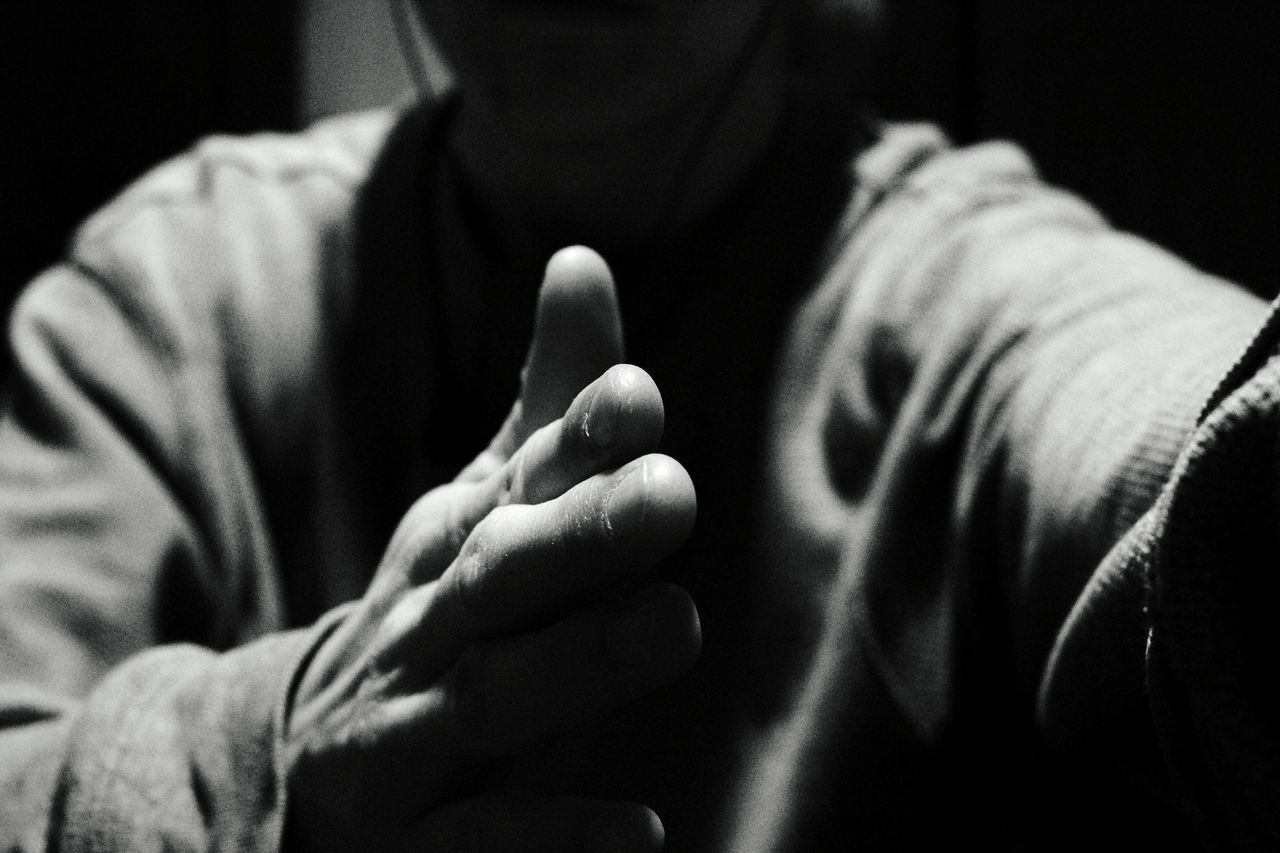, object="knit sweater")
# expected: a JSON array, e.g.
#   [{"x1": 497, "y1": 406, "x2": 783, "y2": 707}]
[{"x1": 0, "y1": 96, "x2": 1276, "y2": 851}]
